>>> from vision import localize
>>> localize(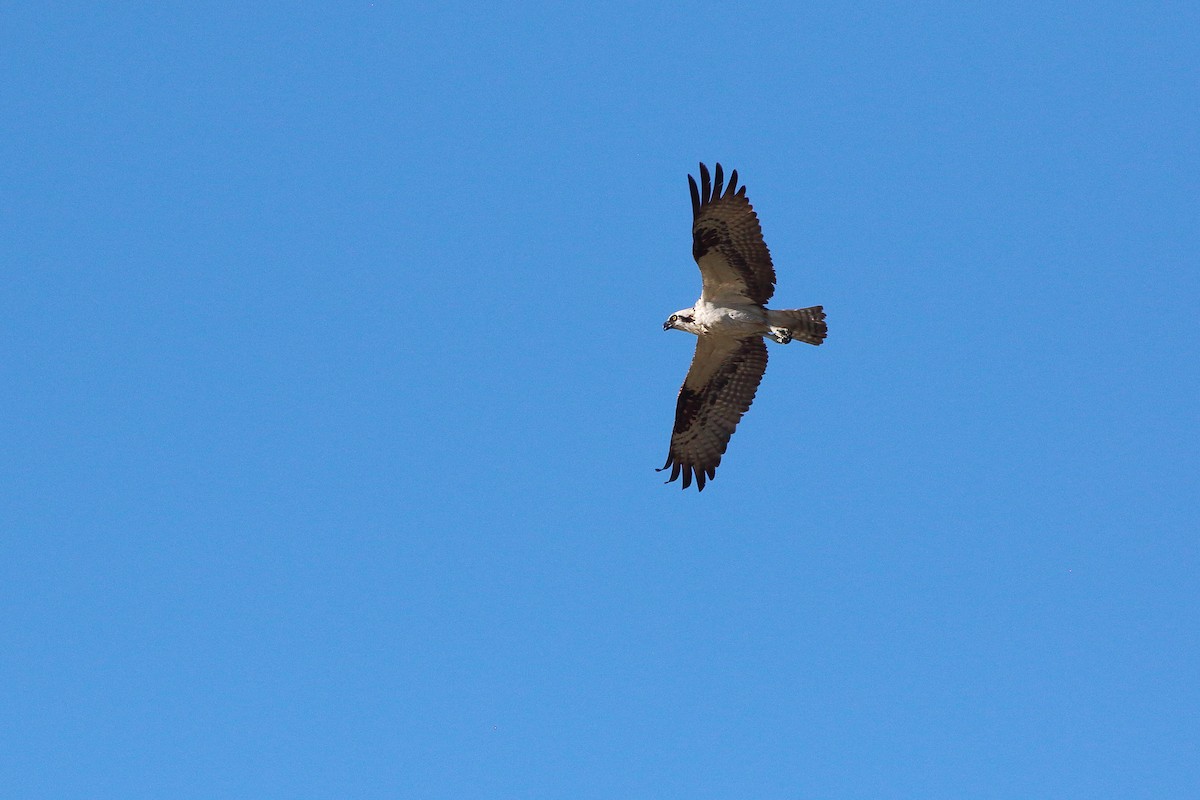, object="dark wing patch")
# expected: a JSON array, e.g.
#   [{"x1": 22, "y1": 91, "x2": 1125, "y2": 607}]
[
  {"x1": 658, "y1": 336, "x2": 769, "y2": 491},
  {"x1": 689, "y1": 162, "x2": 776, "y2": 306}
]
